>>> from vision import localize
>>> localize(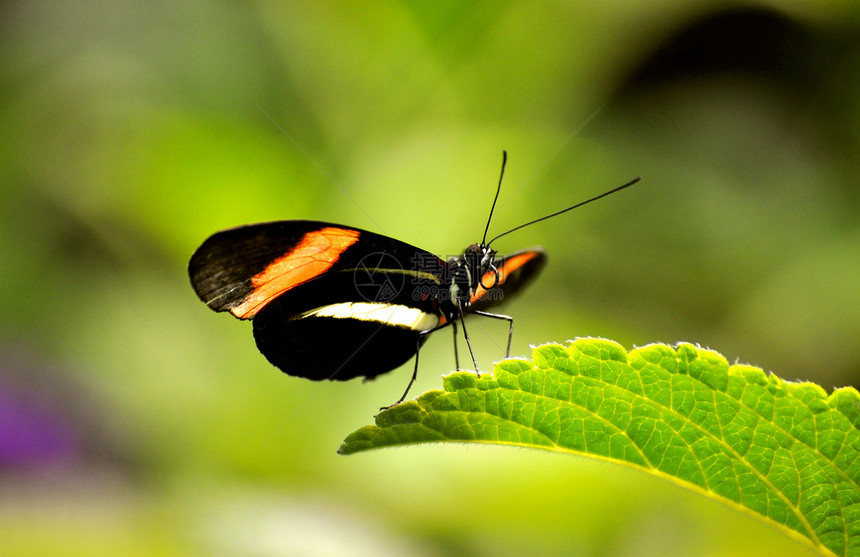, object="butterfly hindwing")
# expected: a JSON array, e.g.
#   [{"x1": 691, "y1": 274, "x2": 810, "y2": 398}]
[{"x1": 252, "y1": 268, "x2": 439, "y2": 381}]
